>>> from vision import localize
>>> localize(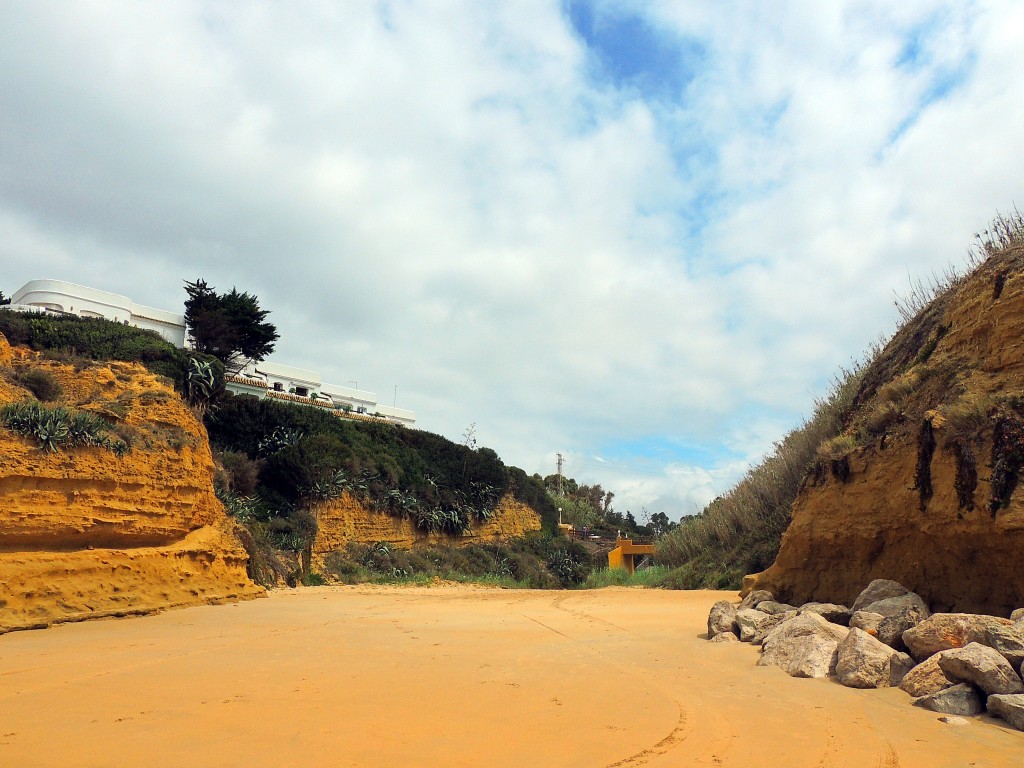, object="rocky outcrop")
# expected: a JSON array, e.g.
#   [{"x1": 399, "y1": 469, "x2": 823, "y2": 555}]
[
  {"x1": 912, "y1": 684, "x2": 985, "y2": 716},
  {"x1": 987, "y1": 694, "x2": 1024, "y2": 730},
  {"x1": 938, "y1": 643, "x2": 1024, "y2": 696},
  {"x1": 757, "y1": 612, "x2": 848, "y2": 678},
  {"x1": 708, "y1": 600, "x2": 738, "y2": 638},
  {"x1": 0, "y1": 345, "x2": 262, "y2": 633},
  {"x1": 899, "y1": 654, "x2": 956, "y2": 697},
  {"x1": 835, "y1": 628, "x2": 914, "y2": 688},
  {"x1": 747, "y1": 246, "x2": 1024, "y2": 615},
  {"x1": 903, "y1": 613, "x2": 1014, "y2": 661},
  {"x1": 311, "y1": 491, "x2": 542, "y2": 568}
]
